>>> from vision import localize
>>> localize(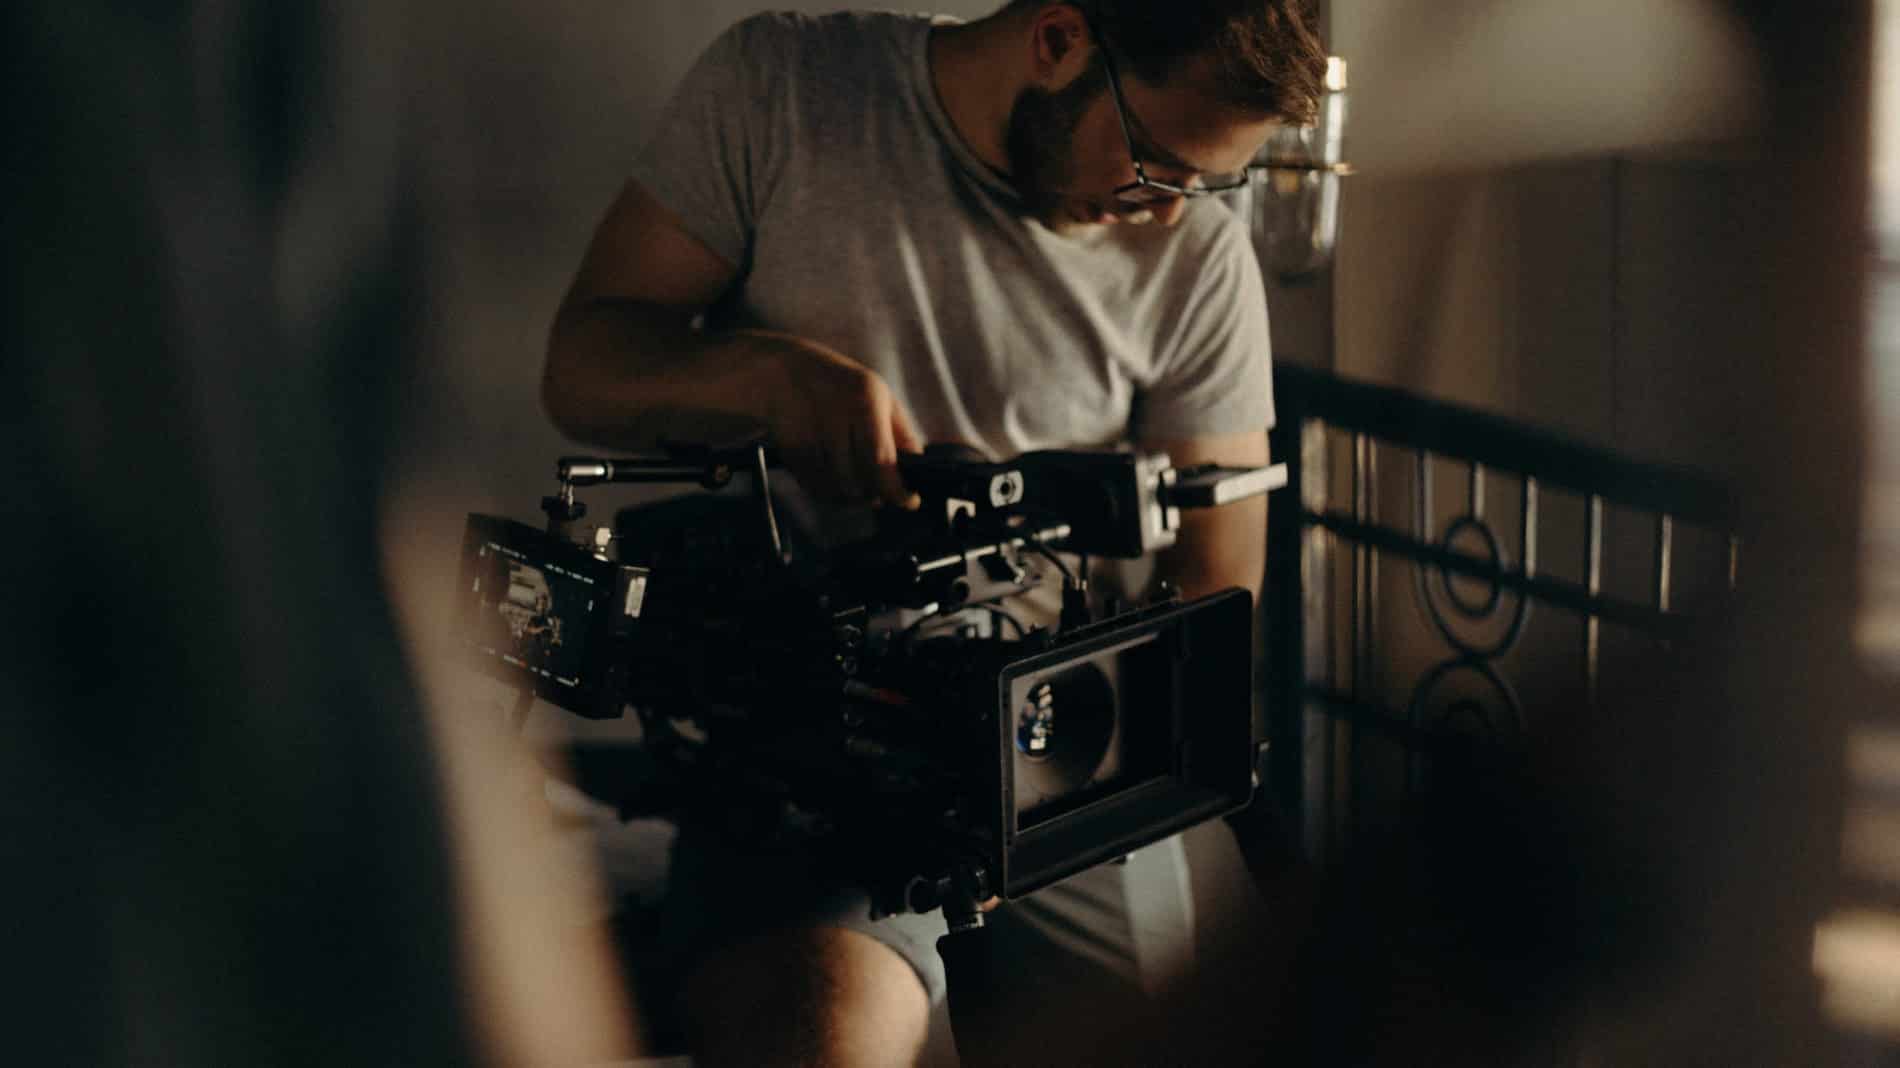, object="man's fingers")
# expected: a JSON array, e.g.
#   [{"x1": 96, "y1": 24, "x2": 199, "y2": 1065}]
[
  {"x1": 889, "y1": 399, "x2": 924, "y2": 455},
  {"x1": 869, "y1": 424, "x2": 909, "y2": 508},
  {"x1": 874, "y1": 393, "x2": 922, "y2": 509},
  {"x1": 780, "y1": 364, "x2": 920, "y2": 507}
]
